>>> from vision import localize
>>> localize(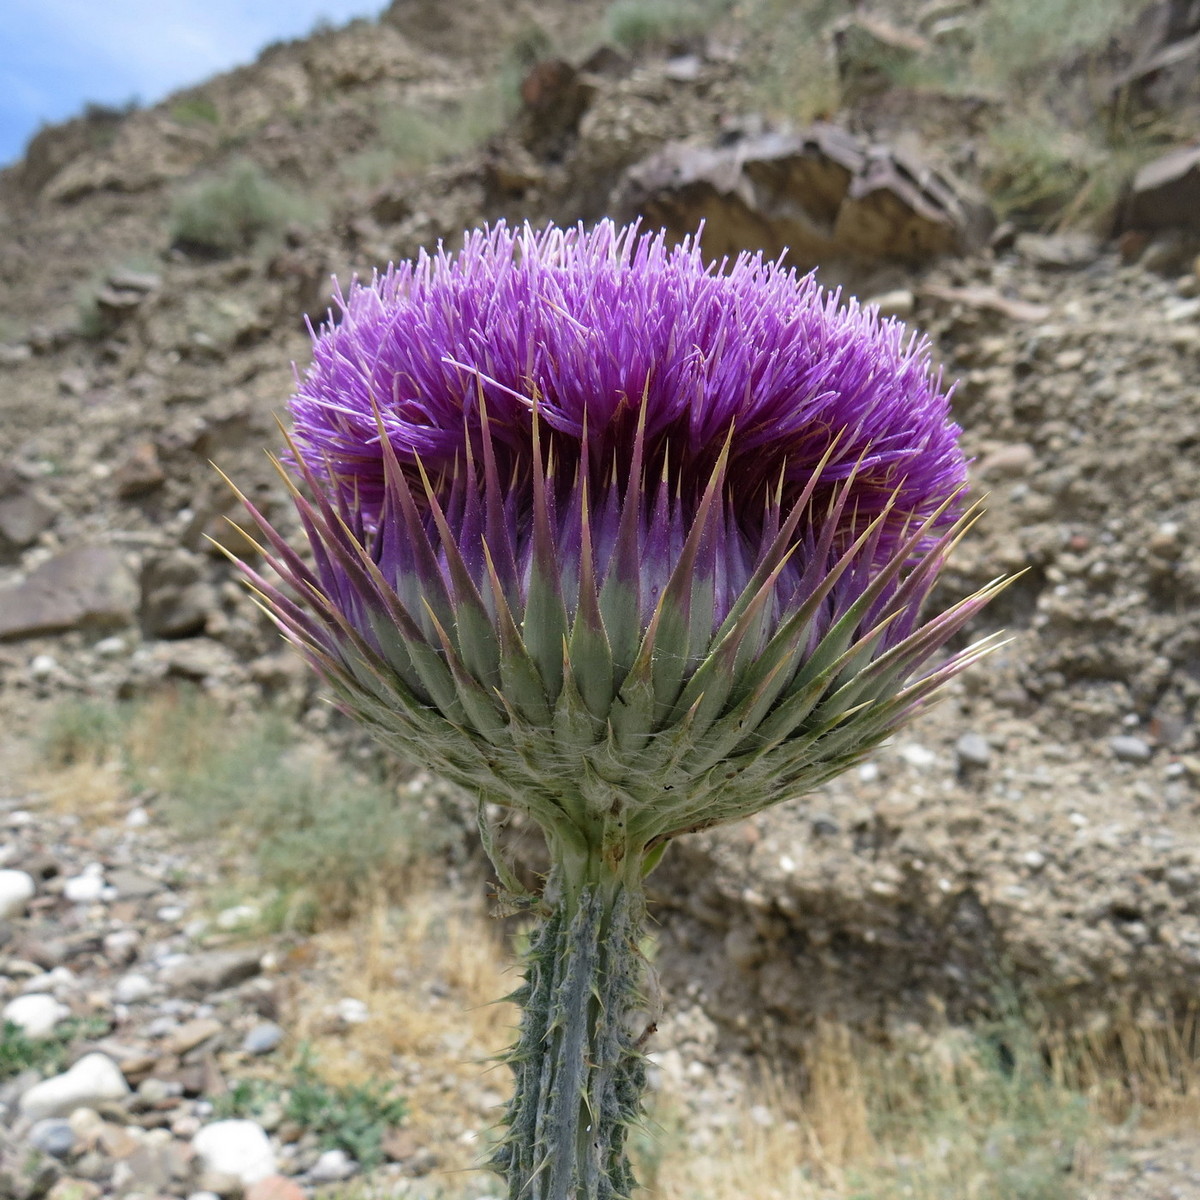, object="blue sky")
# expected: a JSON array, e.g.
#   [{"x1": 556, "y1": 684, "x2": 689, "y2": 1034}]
[{"x1": 0, "y1": 0, "x2": 388, "y2": 166}]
